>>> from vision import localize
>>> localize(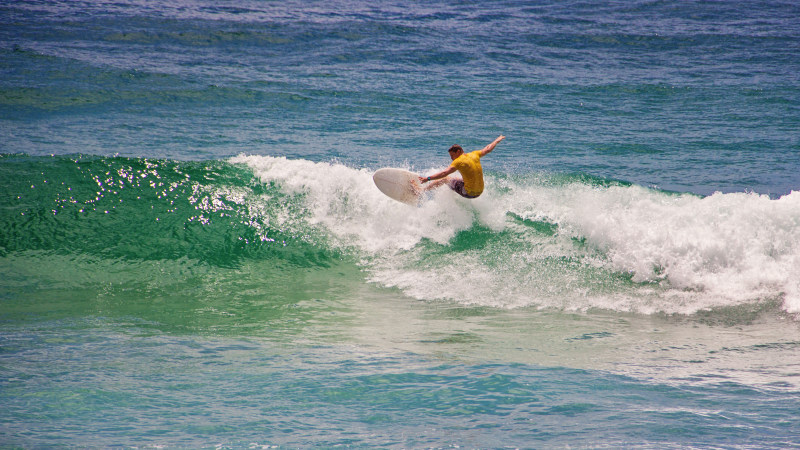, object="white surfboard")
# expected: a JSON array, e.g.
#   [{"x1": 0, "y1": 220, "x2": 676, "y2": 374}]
[{"x1": 373, "y1": 168, "x2": 421, "y2": 205}]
